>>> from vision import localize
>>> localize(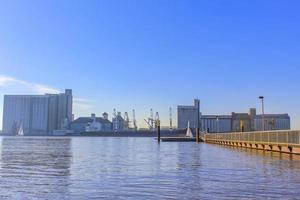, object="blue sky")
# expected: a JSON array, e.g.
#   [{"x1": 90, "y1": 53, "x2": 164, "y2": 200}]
[{"x1": 0, "y1": 0, "x2": 299, "y2": 129}]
